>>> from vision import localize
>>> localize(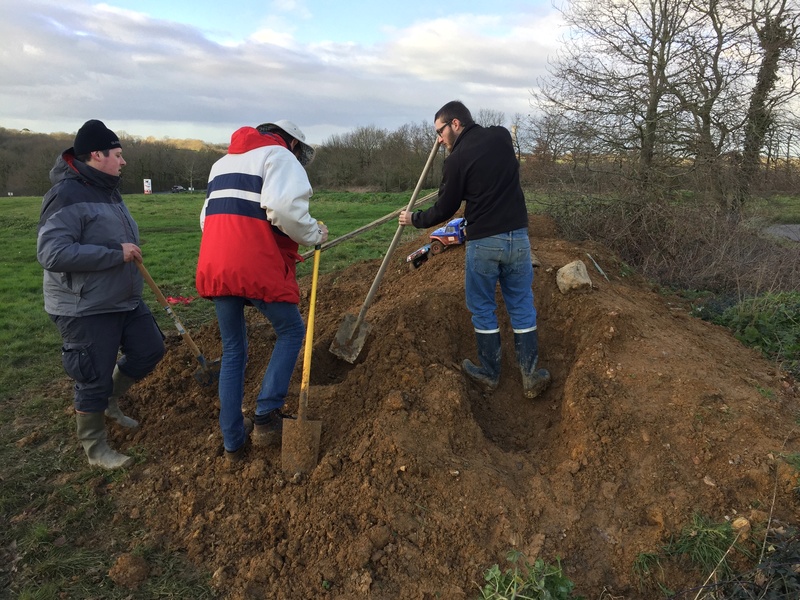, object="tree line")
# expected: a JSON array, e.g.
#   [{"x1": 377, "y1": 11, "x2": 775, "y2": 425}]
[
  {"x1": 0, "y1": 114, "x2": 491, "y2": 198},
  {"x1": 0, "y1": 128, "x2": 228, "y2": 198},
  {"x1": 2, "y1": 0, "x2": 799, "y2": 207}
]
